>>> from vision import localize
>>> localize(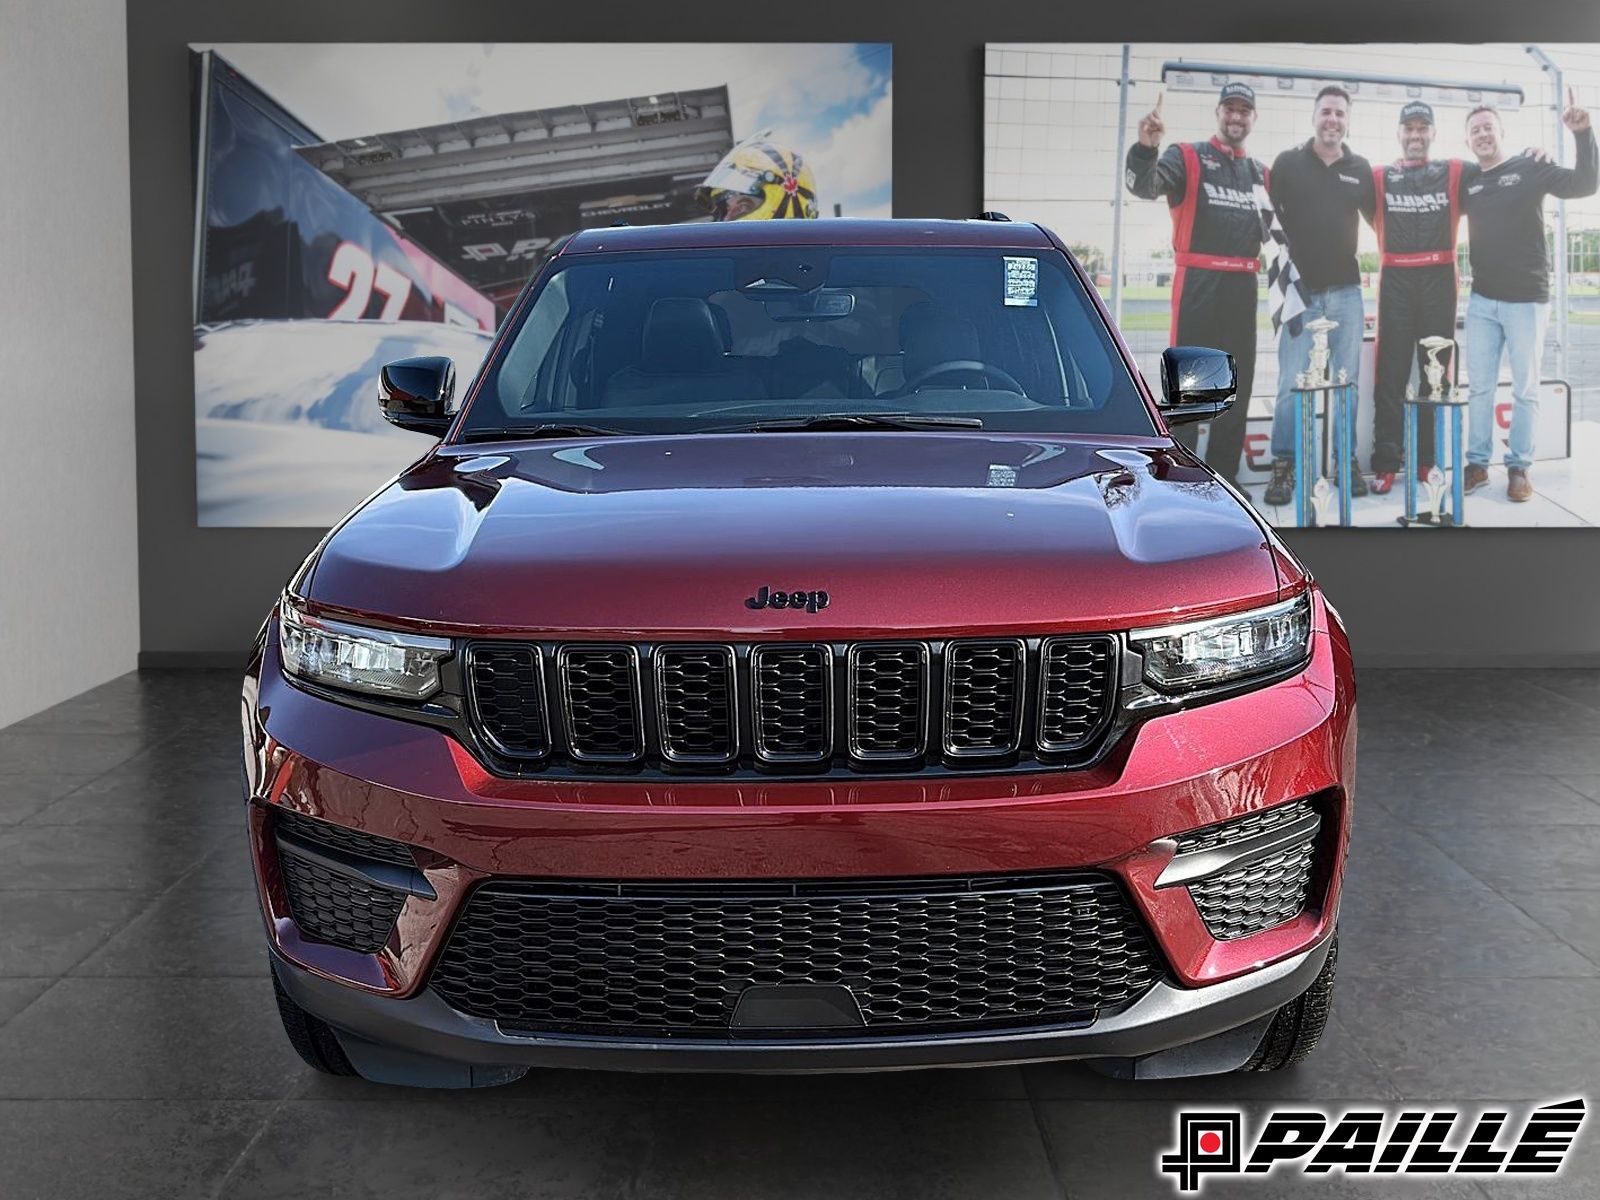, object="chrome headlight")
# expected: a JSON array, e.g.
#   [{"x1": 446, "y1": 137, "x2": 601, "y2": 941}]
[
  {"x1": 1130, "y1": 593, "x2": 1312, "y2": 692},
  {"x1": 278, "y1": 596, "x2": 451, "y2": 701}
]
